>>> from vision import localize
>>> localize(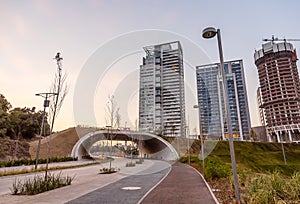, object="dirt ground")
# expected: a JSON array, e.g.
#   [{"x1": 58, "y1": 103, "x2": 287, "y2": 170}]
[
  {"x1": 0, "y1": 138, "x2": 30, "y2": 160},
  {"x1": 0, "y1": 127, "x2": 94, "y2": 161}
]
